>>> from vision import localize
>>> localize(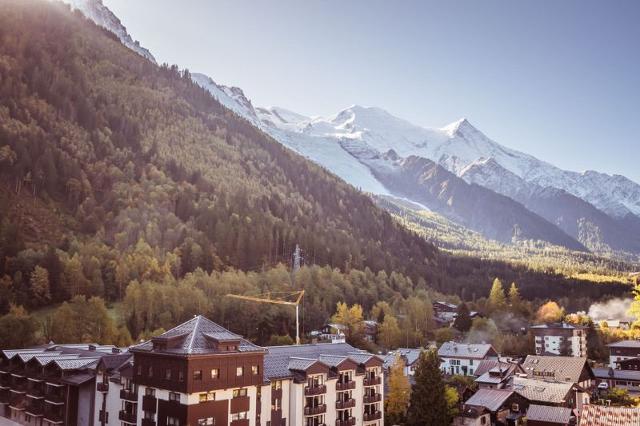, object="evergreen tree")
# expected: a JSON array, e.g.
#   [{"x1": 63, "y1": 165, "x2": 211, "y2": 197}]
[
  {"x1": 385, "y1": 355, "x2": 411, "y2": 425},
  {"x1": 487, "y1": 278, "x2": 506, "y2": 313},
  {"x1": 508, "y1": 282, "x2": 521, "y2": 308},
  {"x1": 406, "y1": 349, "x2": 450, "y2": 426},
  {"x1": 453, "y1": 302, "x2": 472, "y2": 333}
]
